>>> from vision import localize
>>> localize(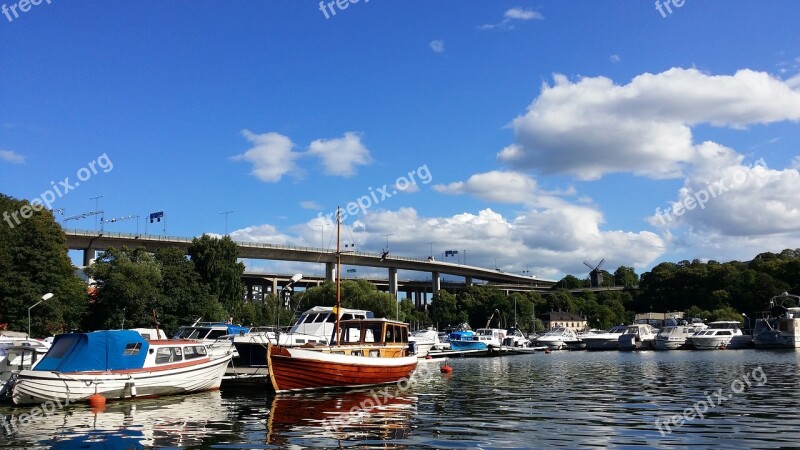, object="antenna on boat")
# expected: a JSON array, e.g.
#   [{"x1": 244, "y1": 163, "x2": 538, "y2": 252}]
[{"x1": 335, "y1": 206, "x2": 342, "y2": 346}]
